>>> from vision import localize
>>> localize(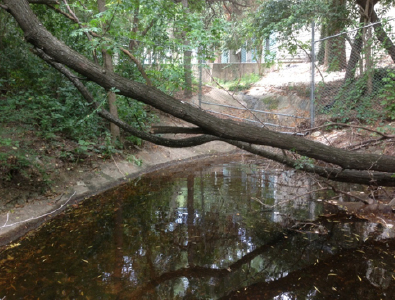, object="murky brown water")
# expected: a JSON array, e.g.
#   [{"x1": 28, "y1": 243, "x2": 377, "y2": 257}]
[{"x1": 1, "y1": 160, "x2": 395, "y2": 299}]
